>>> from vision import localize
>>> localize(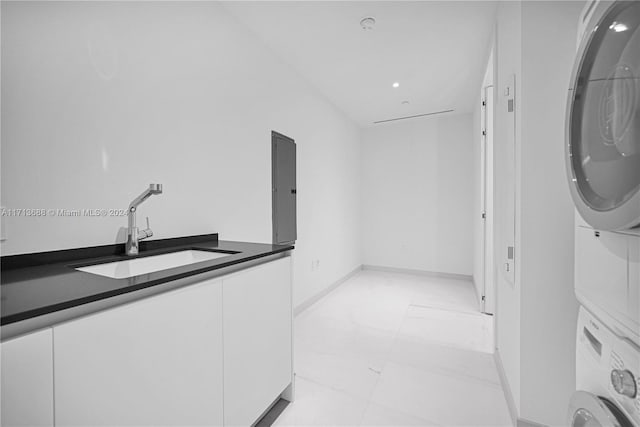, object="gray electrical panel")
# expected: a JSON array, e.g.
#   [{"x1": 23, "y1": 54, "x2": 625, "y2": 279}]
[{"x1": 272, "y1": 131, "x2": 297, "y2": 244}]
